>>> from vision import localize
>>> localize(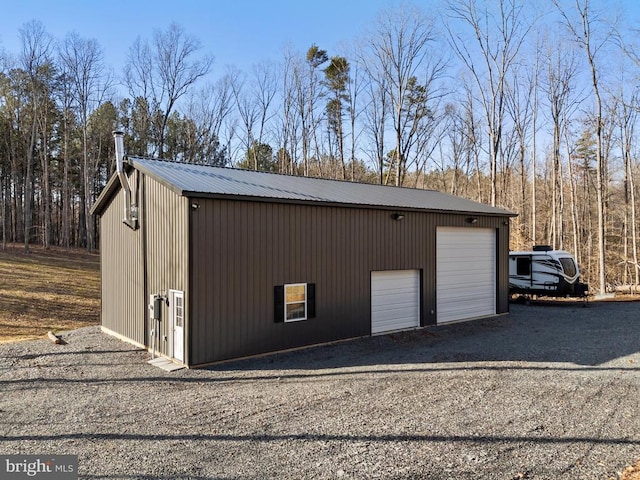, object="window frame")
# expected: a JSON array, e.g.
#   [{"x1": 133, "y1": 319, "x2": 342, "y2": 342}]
[
  {"x1": 559, "y1": 257, "x2": 577, "y2": 277},
  {"x1": 284, "y1": 283, "x2": 307, "y2": 322},
  {"x1": 516, "y1": 257, "x2": 531, "y2": 276}
]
